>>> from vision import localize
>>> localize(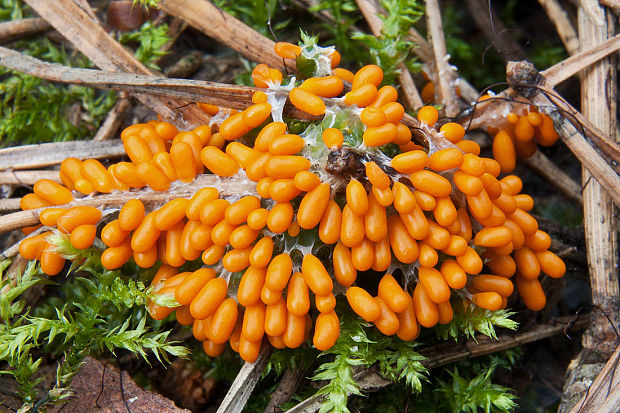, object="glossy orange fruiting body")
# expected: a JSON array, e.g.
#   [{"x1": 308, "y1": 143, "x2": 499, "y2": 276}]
[{"x1": 18, "y1": 41, "x2": 567, "y2": 360}]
